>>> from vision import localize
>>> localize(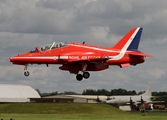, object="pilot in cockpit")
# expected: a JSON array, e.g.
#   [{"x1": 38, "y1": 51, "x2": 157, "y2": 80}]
[
  {"x1": 40, "y1": 42, "x2": 68, "y2": 51},
  {"x1": 40, "y1": 46, "x2": 48, "y2": 51},
  {"x1": 55, "y1": 42, "x2": 63, "y2": 48},
  {"x1": 45, "y1": 46, "x2": 50, "y2": 50},
  {"x1": 55, "y1": 43, "x2": 59, "y2": 48}
]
